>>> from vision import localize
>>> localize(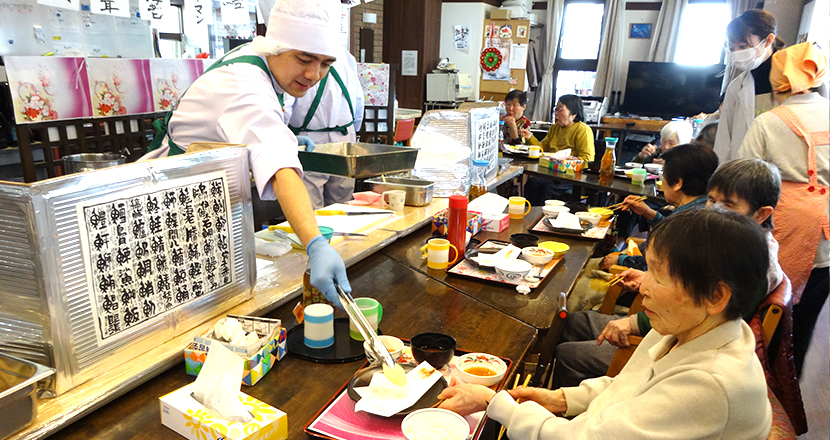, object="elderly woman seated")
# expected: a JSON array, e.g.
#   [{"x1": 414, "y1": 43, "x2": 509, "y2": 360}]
[
  {"x1": 634, "y1": 120, "x2": 694, "y2": 164},
  {"x1": 438, "y1": 209, "x2": 772, "y2": 439}
]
